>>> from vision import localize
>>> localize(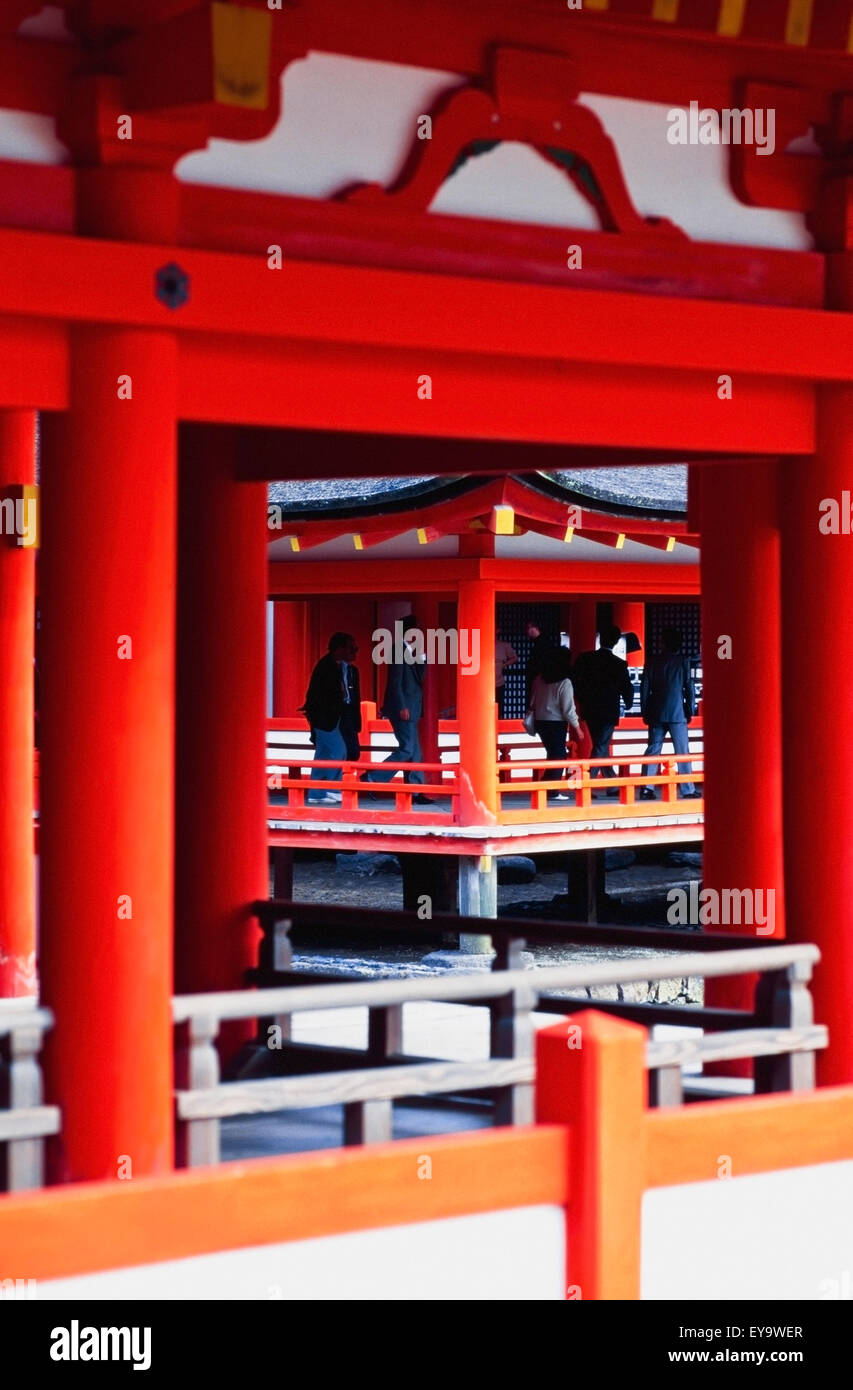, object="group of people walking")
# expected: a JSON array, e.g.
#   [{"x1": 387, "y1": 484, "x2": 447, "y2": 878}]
[
  {"x1": 300, "y1": 618, "x2": 431, "y2": 805},
  {"x1": 299, "y1": 618, "x2": 699, "y2": 806},
  {"x1": 525, "y1": 622, "x2": 698, "y2": 802}
]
